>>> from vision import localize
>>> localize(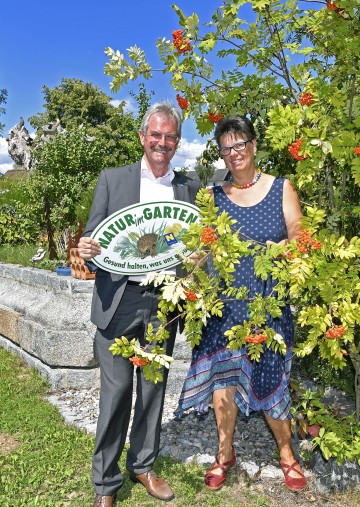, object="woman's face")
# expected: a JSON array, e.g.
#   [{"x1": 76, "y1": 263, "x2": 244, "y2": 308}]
[{"x1": 219, "y1": 132, "x2": 257, "y2": 176}]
